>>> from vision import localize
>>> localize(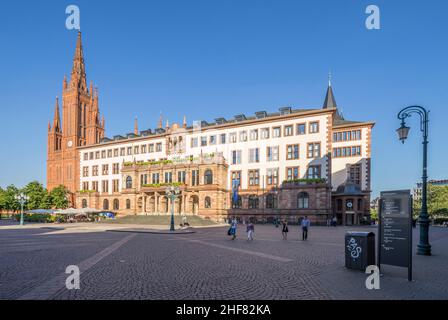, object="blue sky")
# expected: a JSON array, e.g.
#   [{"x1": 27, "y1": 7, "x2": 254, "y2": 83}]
[{"x1": 0, "y1": 0, "x2": 447, "y2": 197}]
